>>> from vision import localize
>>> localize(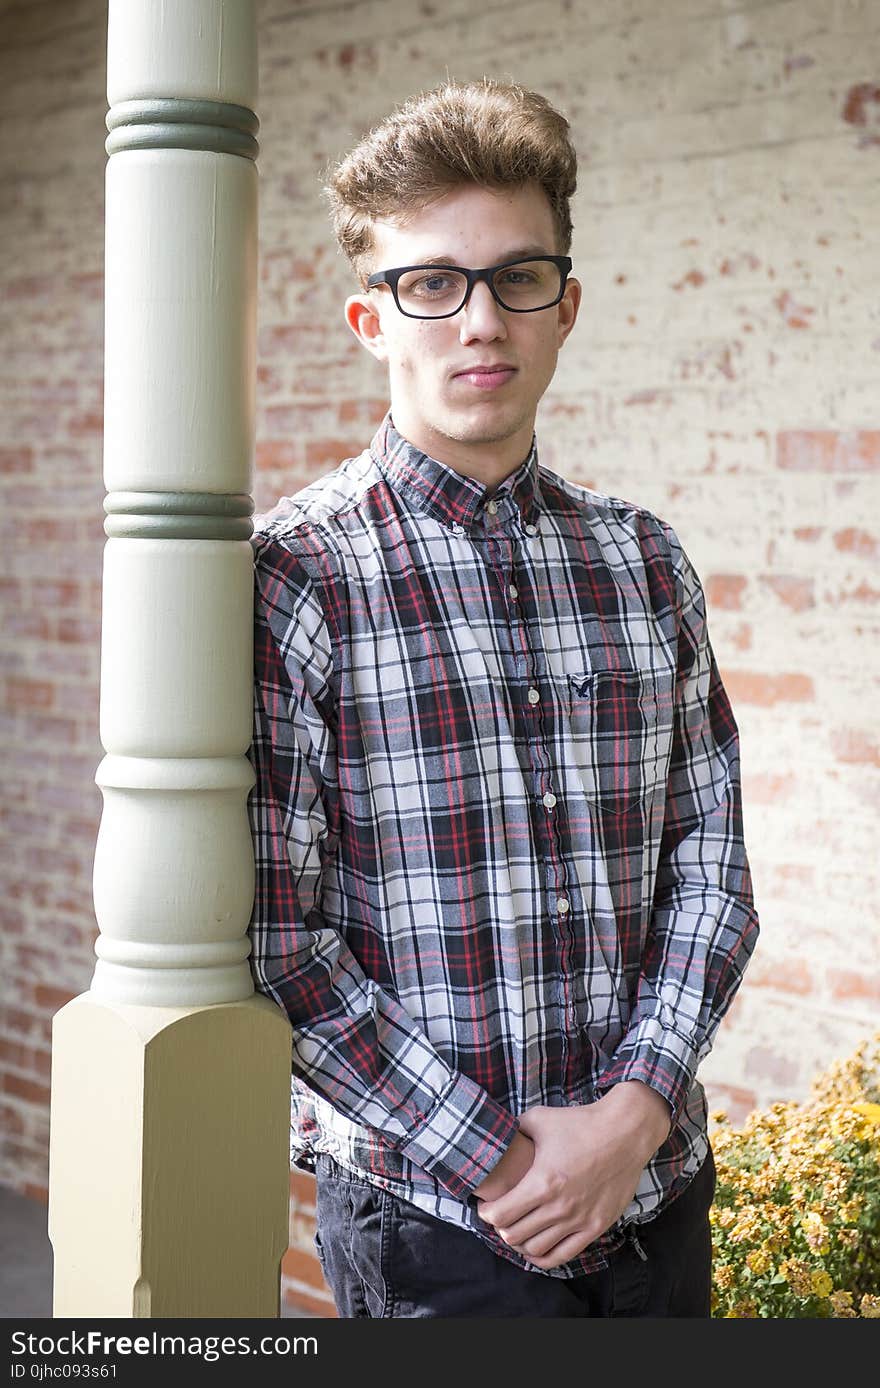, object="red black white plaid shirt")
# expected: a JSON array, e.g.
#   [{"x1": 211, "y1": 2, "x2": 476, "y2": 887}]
[{"x1": 247, "y1": 412, "x2": 759, "y2": 1277}]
